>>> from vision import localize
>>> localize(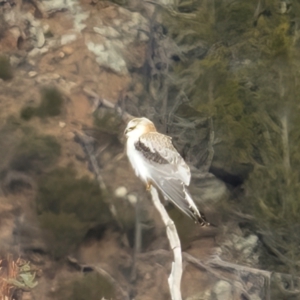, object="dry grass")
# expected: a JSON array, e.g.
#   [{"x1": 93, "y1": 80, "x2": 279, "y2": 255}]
[
  {"x1": 0, "y1": 255, "x2": 19, "y2": 300},
  {"x1": 0, "y1": 255, "x2": 38, "y2": 299}
]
